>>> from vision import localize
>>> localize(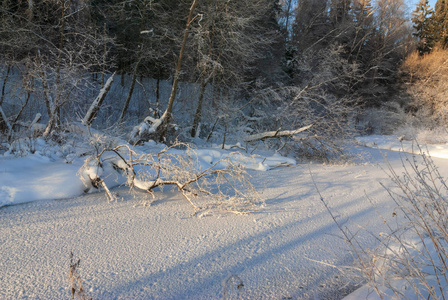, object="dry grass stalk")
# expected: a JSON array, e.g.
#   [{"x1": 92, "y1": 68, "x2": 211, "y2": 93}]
[{"x1": 69, "y1": 252, "x2": 92, "y2": 300}]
